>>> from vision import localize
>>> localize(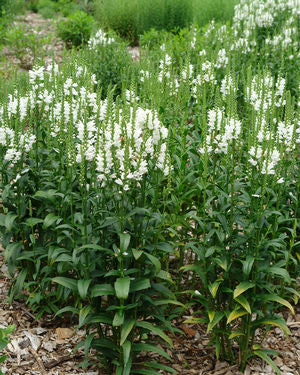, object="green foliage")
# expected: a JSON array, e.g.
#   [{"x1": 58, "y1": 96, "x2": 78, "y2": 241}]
[
  {"x1": 93, "y1": 0, "x2": 138, "y2": 44},
  {"x1": 0, "y1": 325, "x2": 16, "y2": 374},
  {"x1": 4, "y1": 25, "x2": 50, "y2": 69},
  {"x1": 0, "y1": 0, "x2": 299, "y2": 374},
  {"x1": 57, "y1": 10, "x2": 96, "y2": 47},
  {"x1": 84, "y1": 39, "x2": 134, "y2": 98},
  {"x1": 193, "y1": 0, "x2": 237, "y2": 27},
  {"x1": 93, "y1": 0, "x2": 193, "y2": 44},
  {"x1": 36, "y1": 0, "x2": 57, "y2": 18},
  {"x1": 0, "y1": 0, "x2": 24, "y2": 43}
]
